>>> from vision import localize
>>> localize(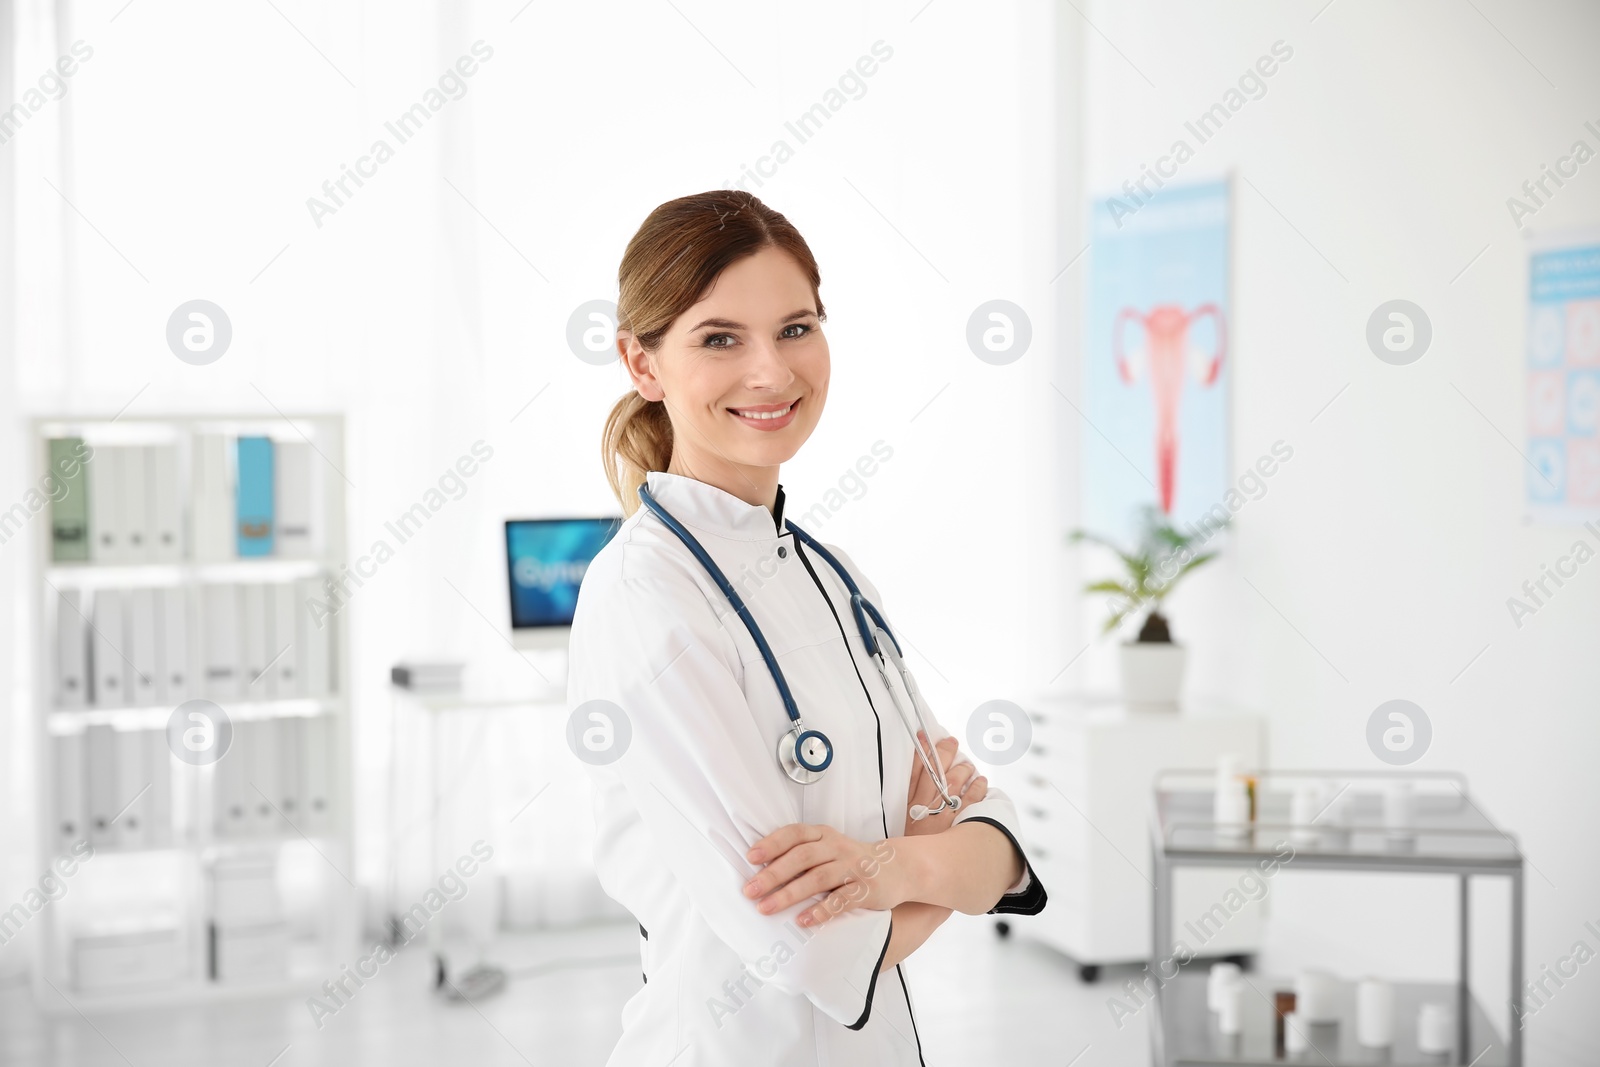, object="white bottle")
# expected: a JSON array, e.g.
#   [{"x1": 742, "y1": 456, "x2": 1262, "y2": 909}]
[
  {"x1": 1418, "y1": 1002, "x2": 1453, "y2": 1054},
  {"x1": 1207, "y1": 961, "x2": 1241, "y2": 1012},
  {"x1": 1356, "y1": 976, "x2": 1395, "y2": 1046}
]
